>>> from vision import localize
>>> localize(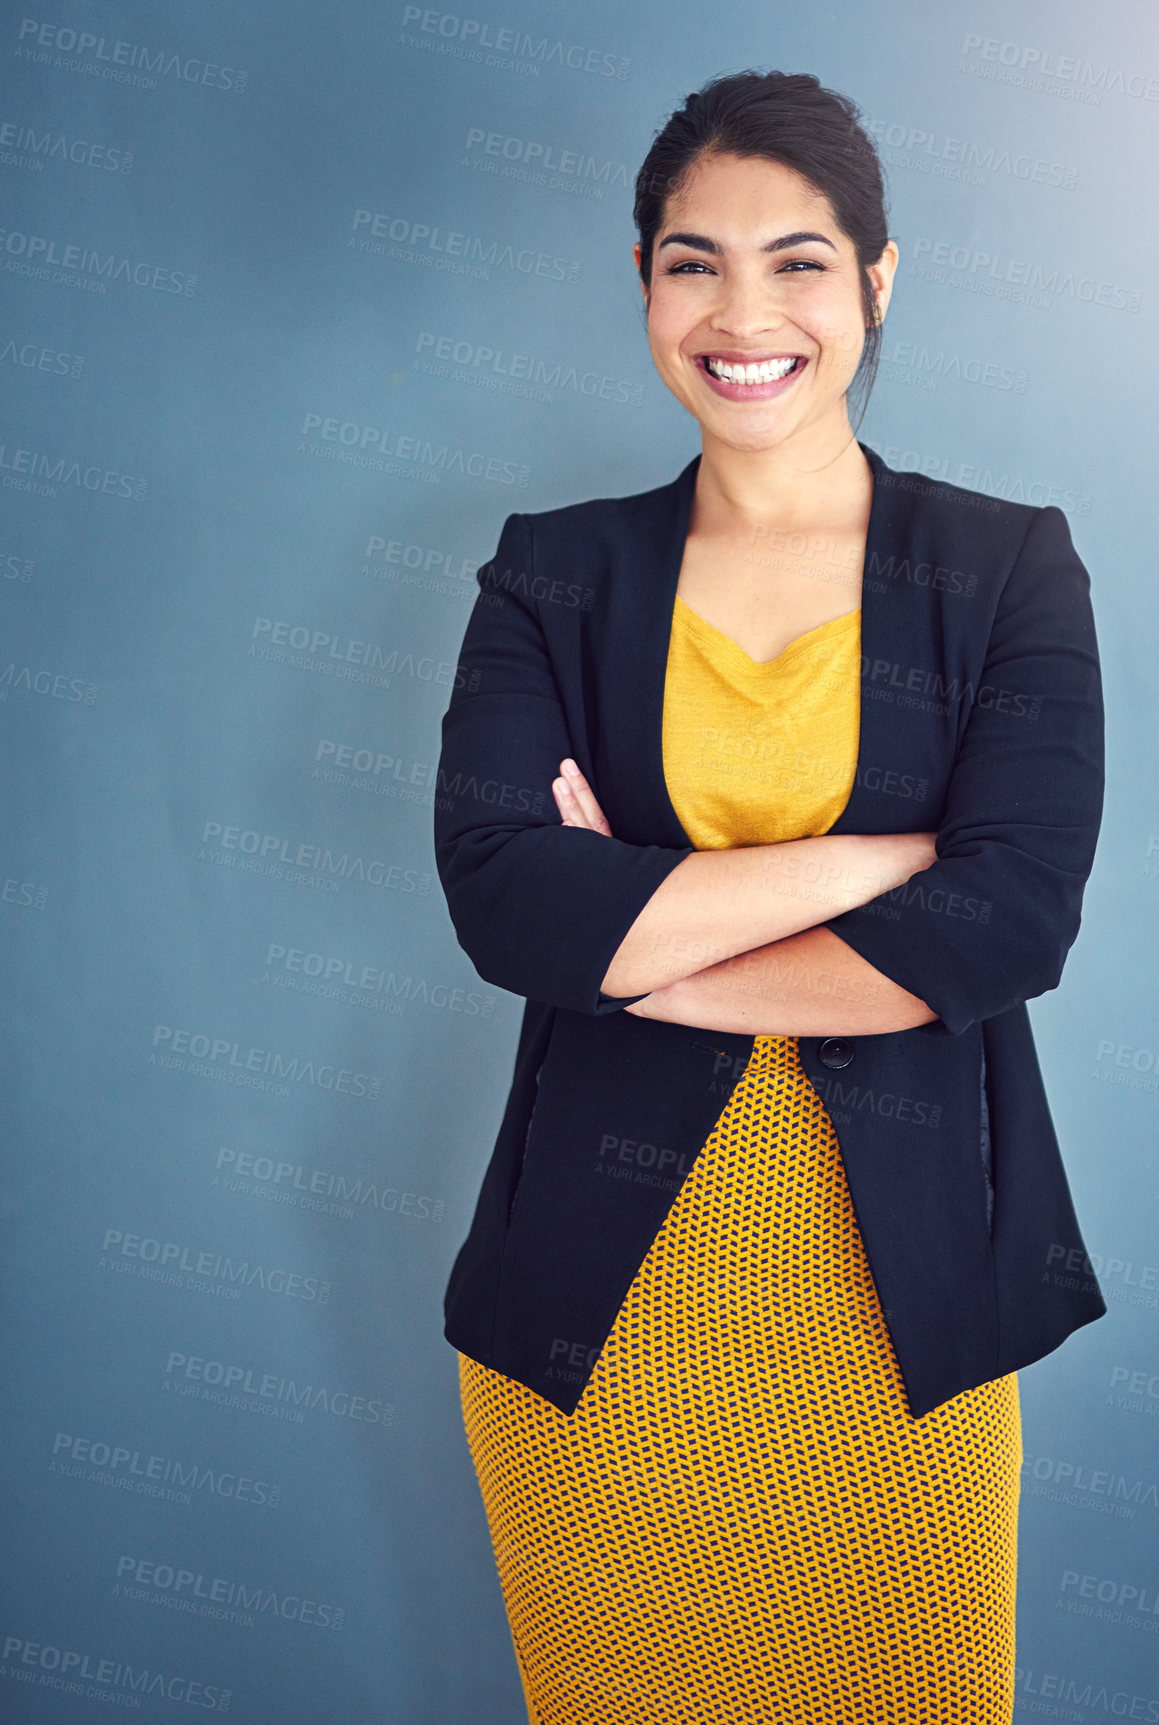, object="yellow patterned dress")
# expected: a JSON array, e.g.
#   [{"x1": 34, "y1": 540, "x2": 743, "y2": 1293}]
[{"x1": 459, "y1": 594, "x2": 1021, "y2": 1725}]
